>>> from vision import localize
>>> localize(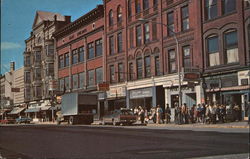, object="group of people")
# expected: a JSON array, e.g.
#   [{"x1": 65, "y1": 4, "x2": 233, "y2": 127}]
[{"x1": 133, "y1": 102, "x2": 244, "y2": 125}]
